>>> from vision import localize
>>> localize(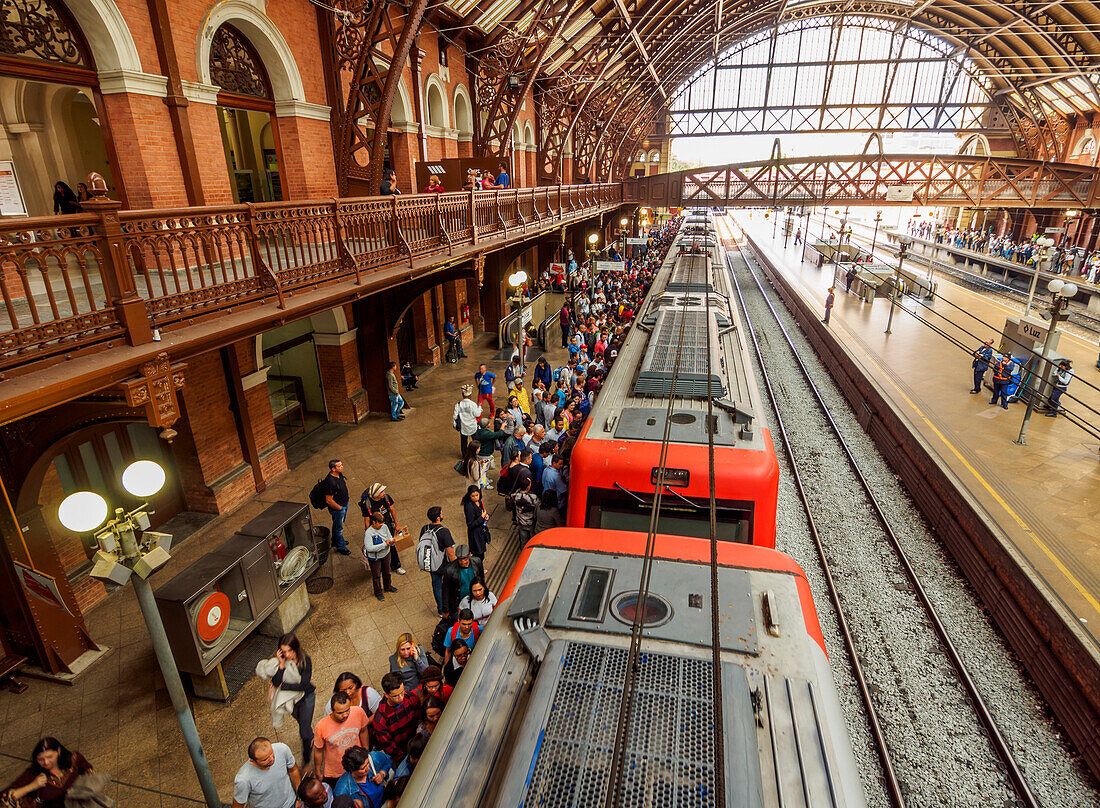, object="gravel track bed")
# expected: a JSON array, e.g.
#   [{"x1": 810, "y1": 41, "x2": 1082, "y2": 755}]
[{"x1": 728, "y1": 240, "x2": 1100, "y2": 808}]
